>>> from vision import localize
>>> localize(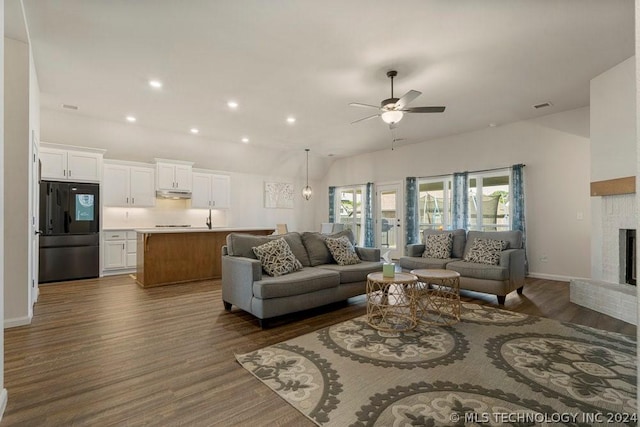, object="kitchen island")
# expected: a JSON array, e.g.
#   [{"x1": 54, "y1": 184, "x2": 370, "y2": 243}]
[{"x1": 135, "y1": 227, "x2": 274, "y2": 288}]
